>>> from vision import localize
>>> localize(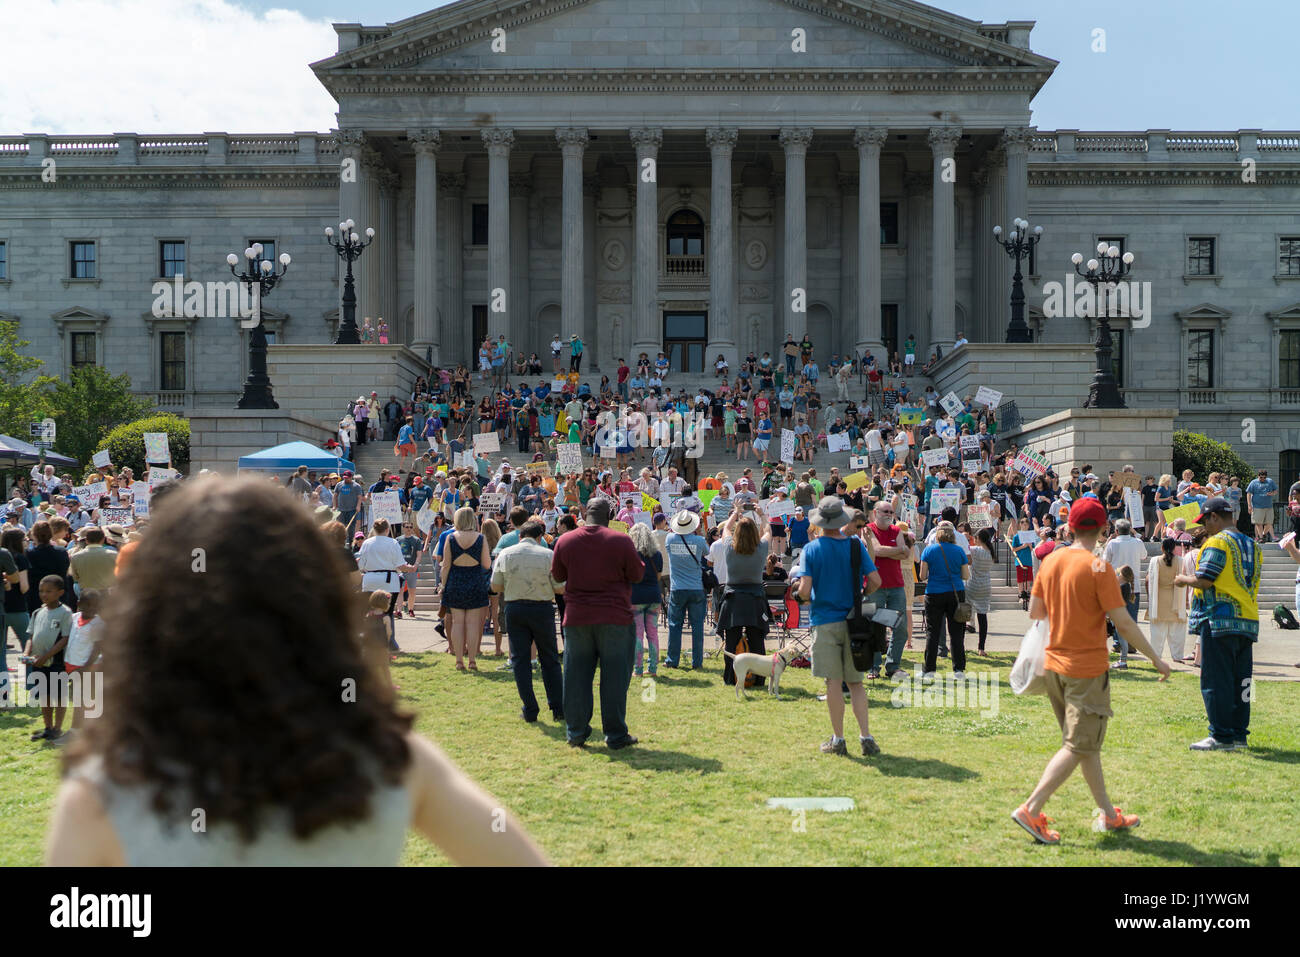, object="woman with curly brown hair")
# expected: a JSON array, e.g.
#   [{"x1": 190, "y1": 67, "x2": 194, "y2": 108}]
[{"x1": 46, "y1": 478, "x2": 546, "y2": 866}]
